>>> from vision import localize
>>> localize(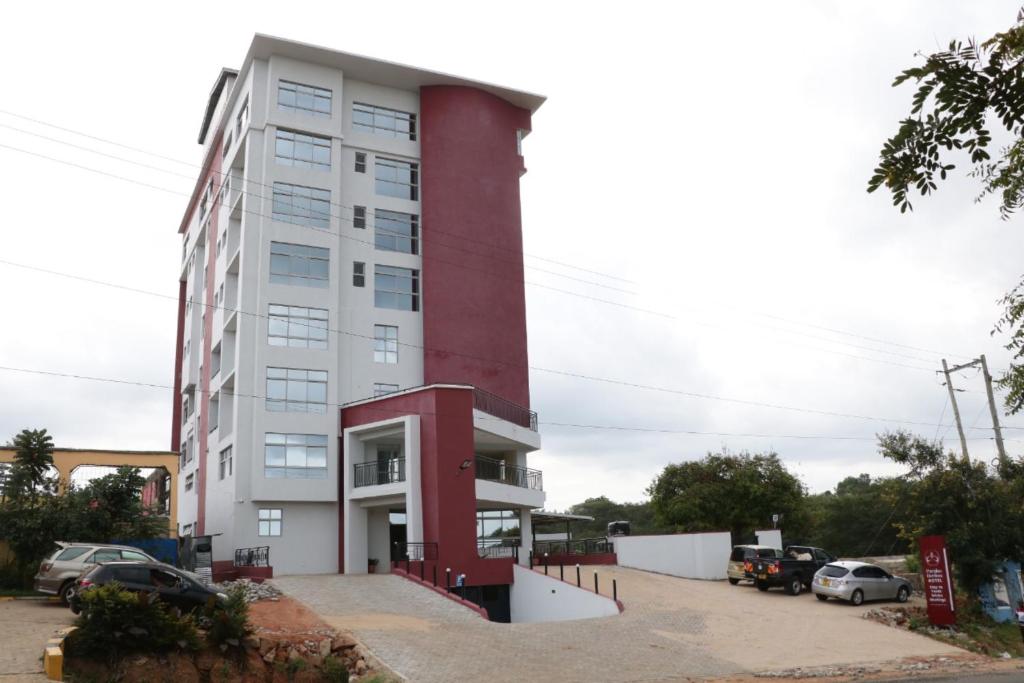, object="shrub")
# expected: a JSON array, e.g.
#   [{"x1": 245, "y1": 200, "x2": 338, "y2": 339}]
[
  {"x1": 203, "y1": 584, "x2": 252, "y2": 652},
  {"x1": 904, "y1": 554, "x2": 920, "y2": 573},
  {"x1": 321, "y1": 655, "x2": 350, "y2": 683},
  {"x1": 67, "y1": 582, "x2": 199, "y2": 663}
]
